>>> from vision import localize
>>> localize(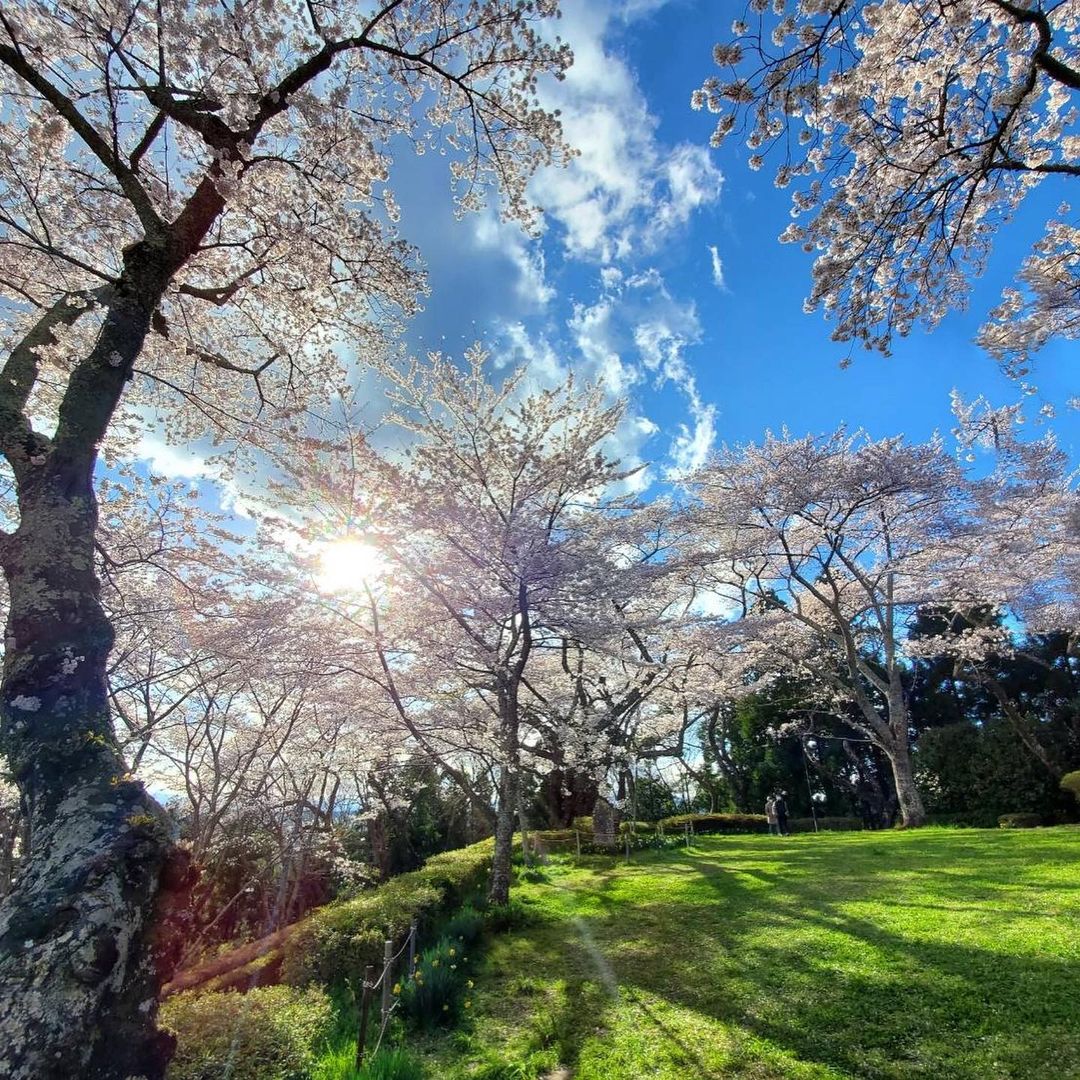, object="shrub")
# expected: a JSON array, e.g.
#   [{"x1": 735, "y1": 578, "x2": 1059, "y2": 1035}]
[
  {"x1": 282, "y1": 840, "x2": 491, "y2": 987},
  {"x1": 312, "y1": 1045, "x2": 424, "y2": 1080},
  {"x1": 659, "y1": 813, "x2": 768, "y2": 835},
  {"x1": 162, "y1": 985, "x2": 334, "y2": 1080},
  {"x1": 398, "y1": 935, "x2": 470, "y2": 1030},
  {"x1": 530, "y1": 829, "x2": 575, "y2": 843},
  {"x1": 1061, "y1": 771, "x2": 1080, "y2": 805},
  {"x1": 579, "y1": 832, "x2": 676, "y2": 854},
  {"x1": 998, "y1": 813, "x2": 1043, "y2": 829},
  {"x1": 484, "y1": 897, "x2": 540, "y2": 933},
  {"x1": 522, "y1": 830, "x2": 576, "y2": 859},
  {"x1": 789, "y1": 817, "x2": 864, "y2": 832},
  {"x1": 439, "y1": 902, "x2": 485, "y2": 947},
  {"x1": 416, "y1": 843, "x2": 493, "y2": 909},
  {"x1": 618, "y1": 820, "x2": 657, "y2": 834}
]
